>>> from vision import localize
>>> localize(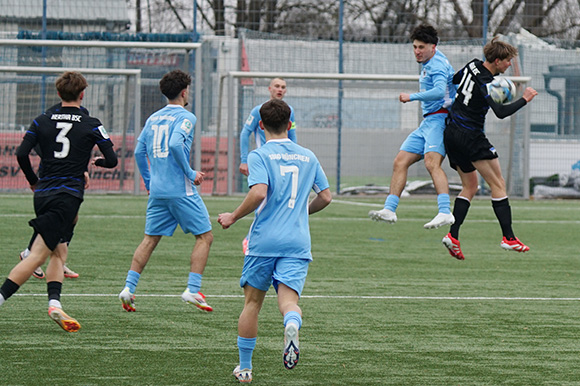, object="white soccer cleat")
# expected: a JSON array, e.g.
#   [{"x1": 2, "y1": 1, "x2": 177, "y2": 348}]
[
  {"x1": 63, "y1": 265, "x2": 79, "y2": 279},
  {"x1": 424, "y1": 213, "x2": 455, "y2": 229},
  {"x1": 119, "y1": 287, "x2": 136, "y2": 312},
  {"x1": 283, "y1": 323, "x2": 300, "y2": 370},
  {"x1": 181, "y1": 288, "x2": 213, "y2": 312},
  {"x1": 233, "y1": 365, "x2": 253, "y2": 383},
  {"x1": 368, "y1": 208, "x2": 397, "y2": 224}
]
